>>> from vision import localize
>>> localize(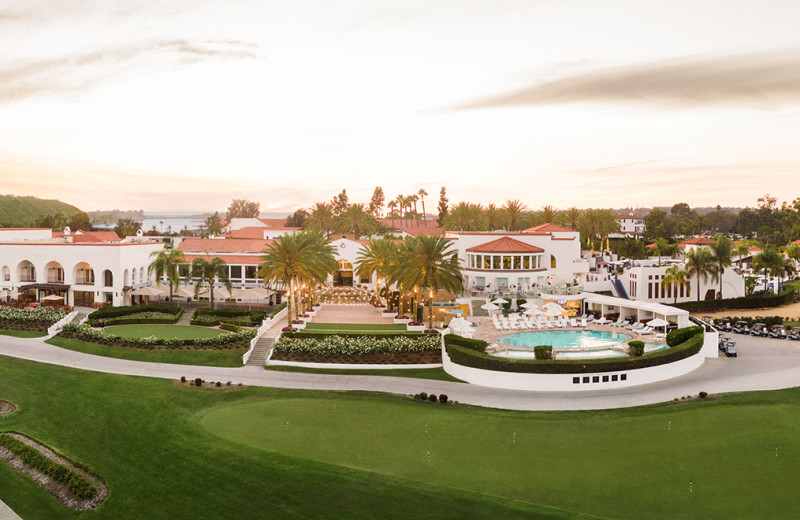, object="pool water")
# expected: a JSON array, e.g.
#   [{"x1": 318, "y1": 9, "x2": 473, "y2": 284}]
[{"x1": 499, "y1": 330, "x2": 632, "y2": 350}]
